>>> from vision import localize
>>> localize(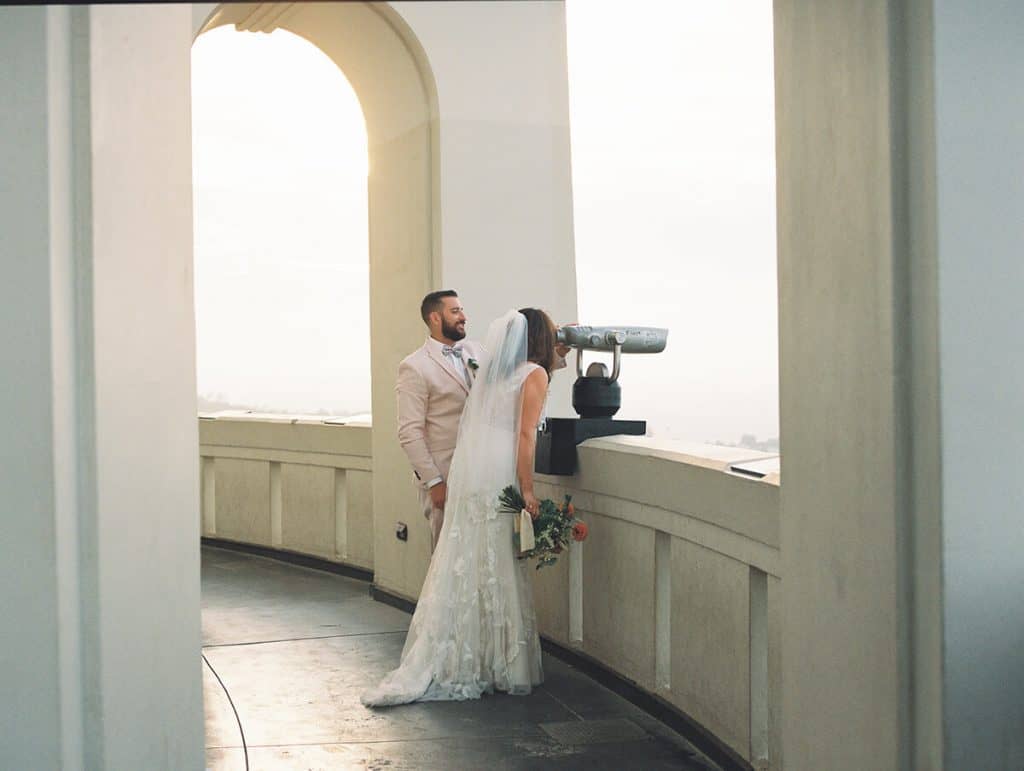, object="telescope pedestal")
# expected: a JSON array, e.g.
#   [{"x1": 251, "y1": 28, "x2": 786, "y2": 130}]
[{"x1": 534, "y1": 417, "x2": 647, "y2": 476}]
